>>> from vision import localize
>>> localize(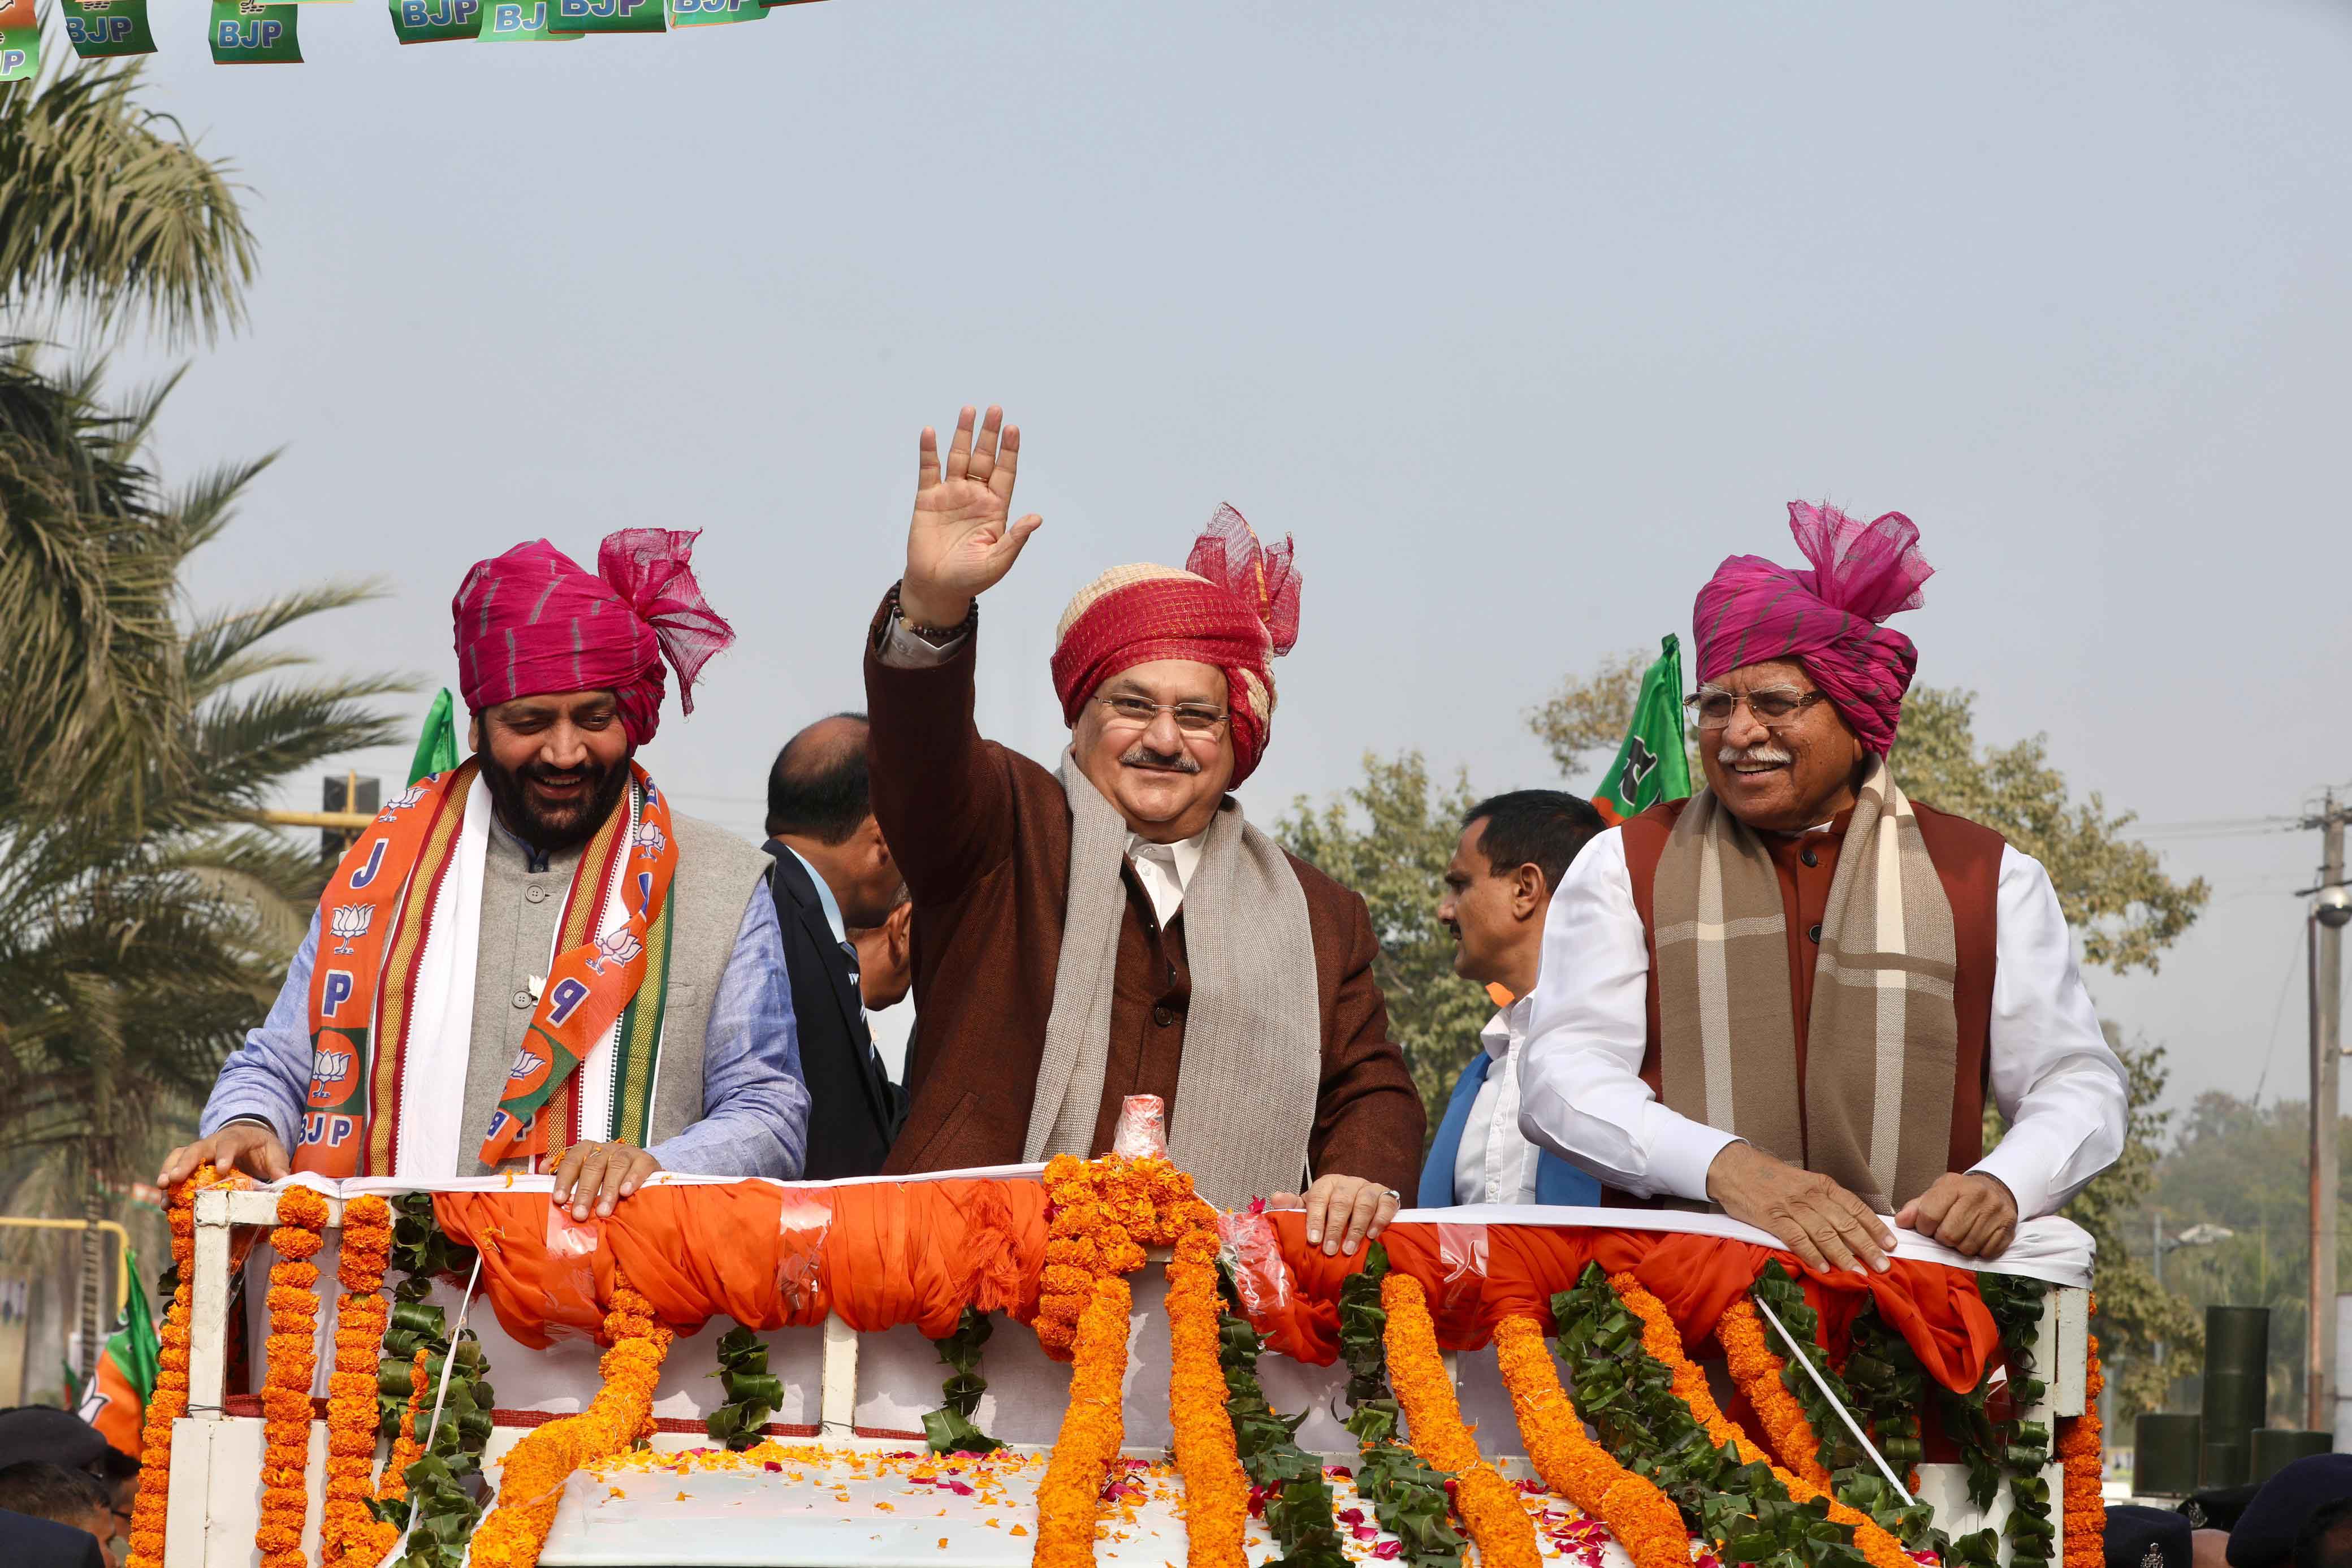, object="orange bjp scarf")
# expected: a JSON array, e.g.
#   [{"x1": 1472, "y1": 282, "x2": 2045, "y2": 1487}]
[{"x1": 294, "y1": 759, "x2": 678, "y2": 1176}]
